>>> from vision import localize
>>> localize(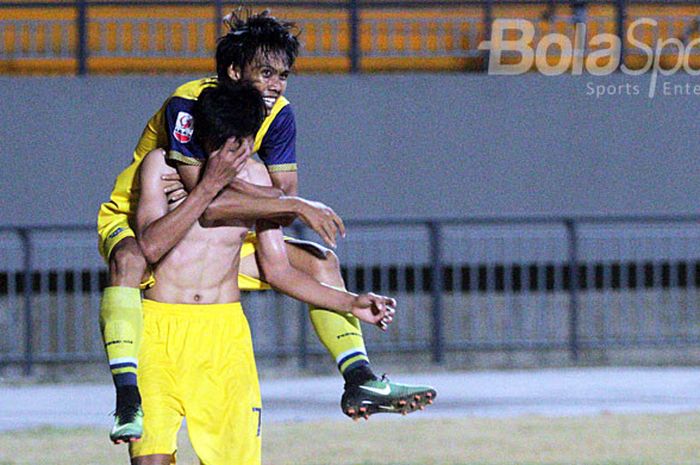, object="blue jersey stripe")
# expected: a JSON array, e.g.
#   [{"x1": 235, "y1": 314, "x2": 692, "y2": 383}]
[
  {"x1": 336, "y1": 350, "x2": 366, "y2": 369},
  {"x1": 109, "y1": 362, "x2": 138, "y2": 370}
]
